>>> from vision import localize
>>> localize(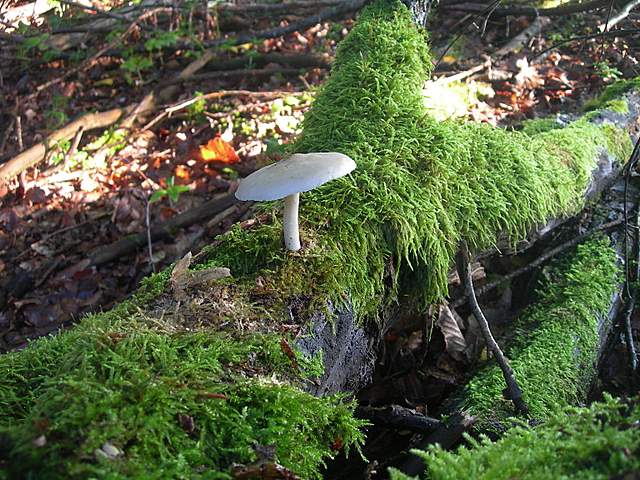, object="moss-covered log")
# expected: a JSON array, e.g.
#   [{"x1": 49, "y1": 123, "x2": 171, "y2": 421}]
[
  {"x1": 457, "y1": 238, "x2": 621, "y2": 429},
  {"x1": 0, "y1": 1, "x2": 638, "y2": 478},
  {"x1": 390, "y1": 395, "x2": 640, "y2": 480}
]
